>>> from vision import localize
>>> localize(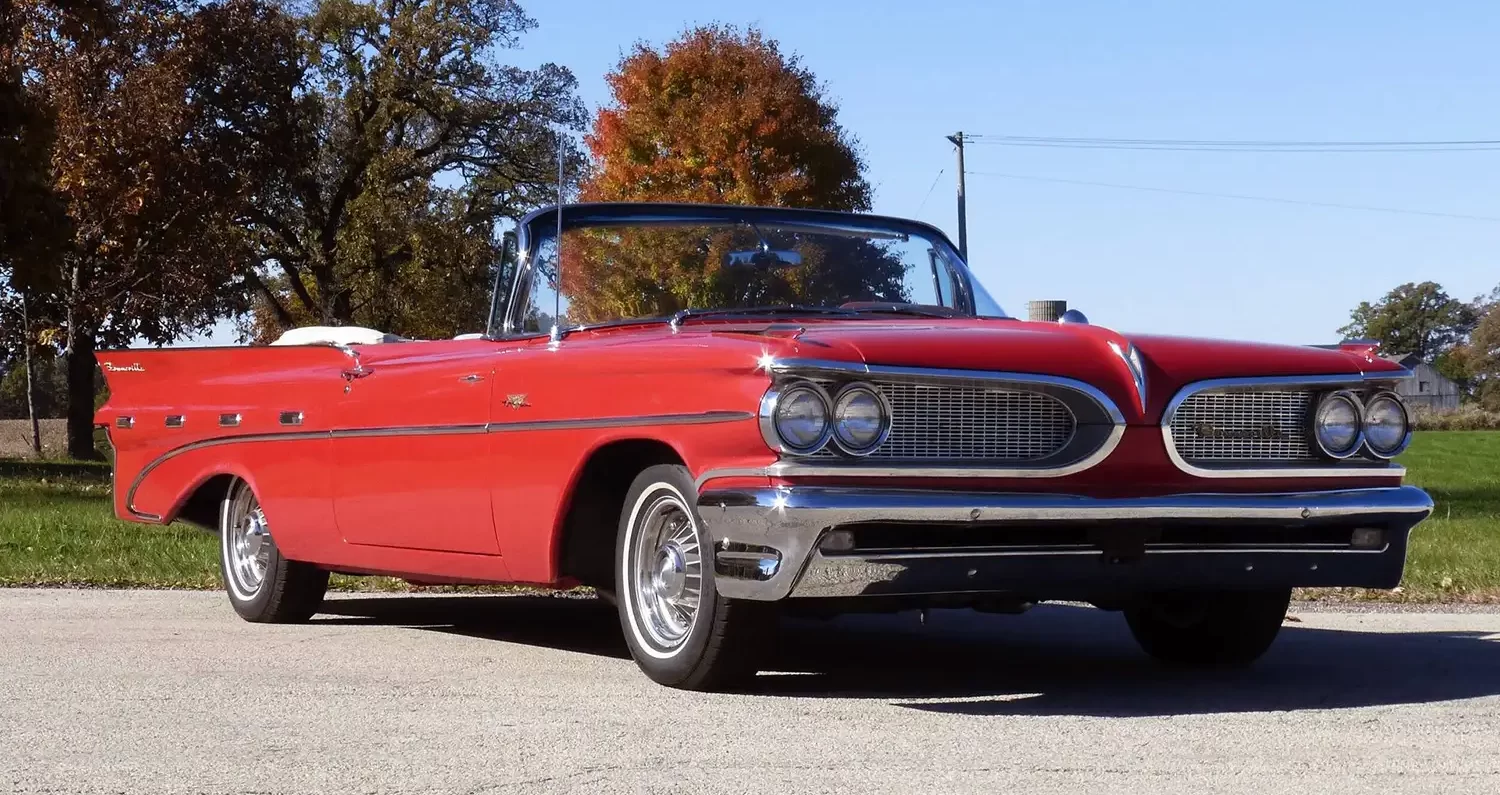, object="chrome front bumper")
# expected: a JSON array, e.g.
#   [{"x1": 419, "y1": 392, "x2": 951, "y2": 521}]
[{"x1": 696, "y1": 486, "x2": 1434, "y2": 601}]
